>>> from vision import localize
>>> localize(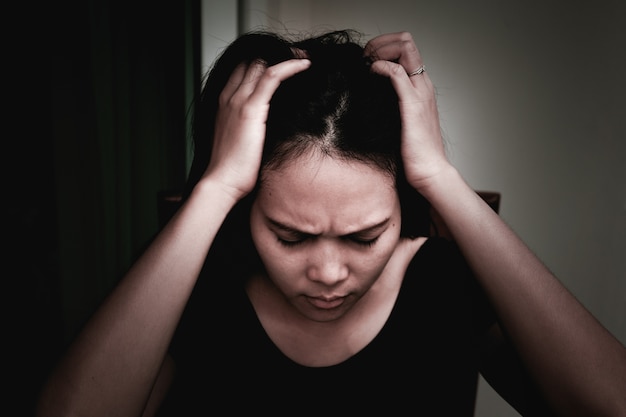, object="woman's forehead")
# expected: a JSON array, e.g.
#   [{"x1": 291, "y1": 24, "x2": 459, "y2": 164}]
[
  {"x1": 255, "y1": 153, "x2": 398, "y2": 232},
  {"x1": 261, "y1": 148, "x2": 395, "y2": 184},
  {"x1": 261, "y1": 151, "x2": 394, "y2": 190}
]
